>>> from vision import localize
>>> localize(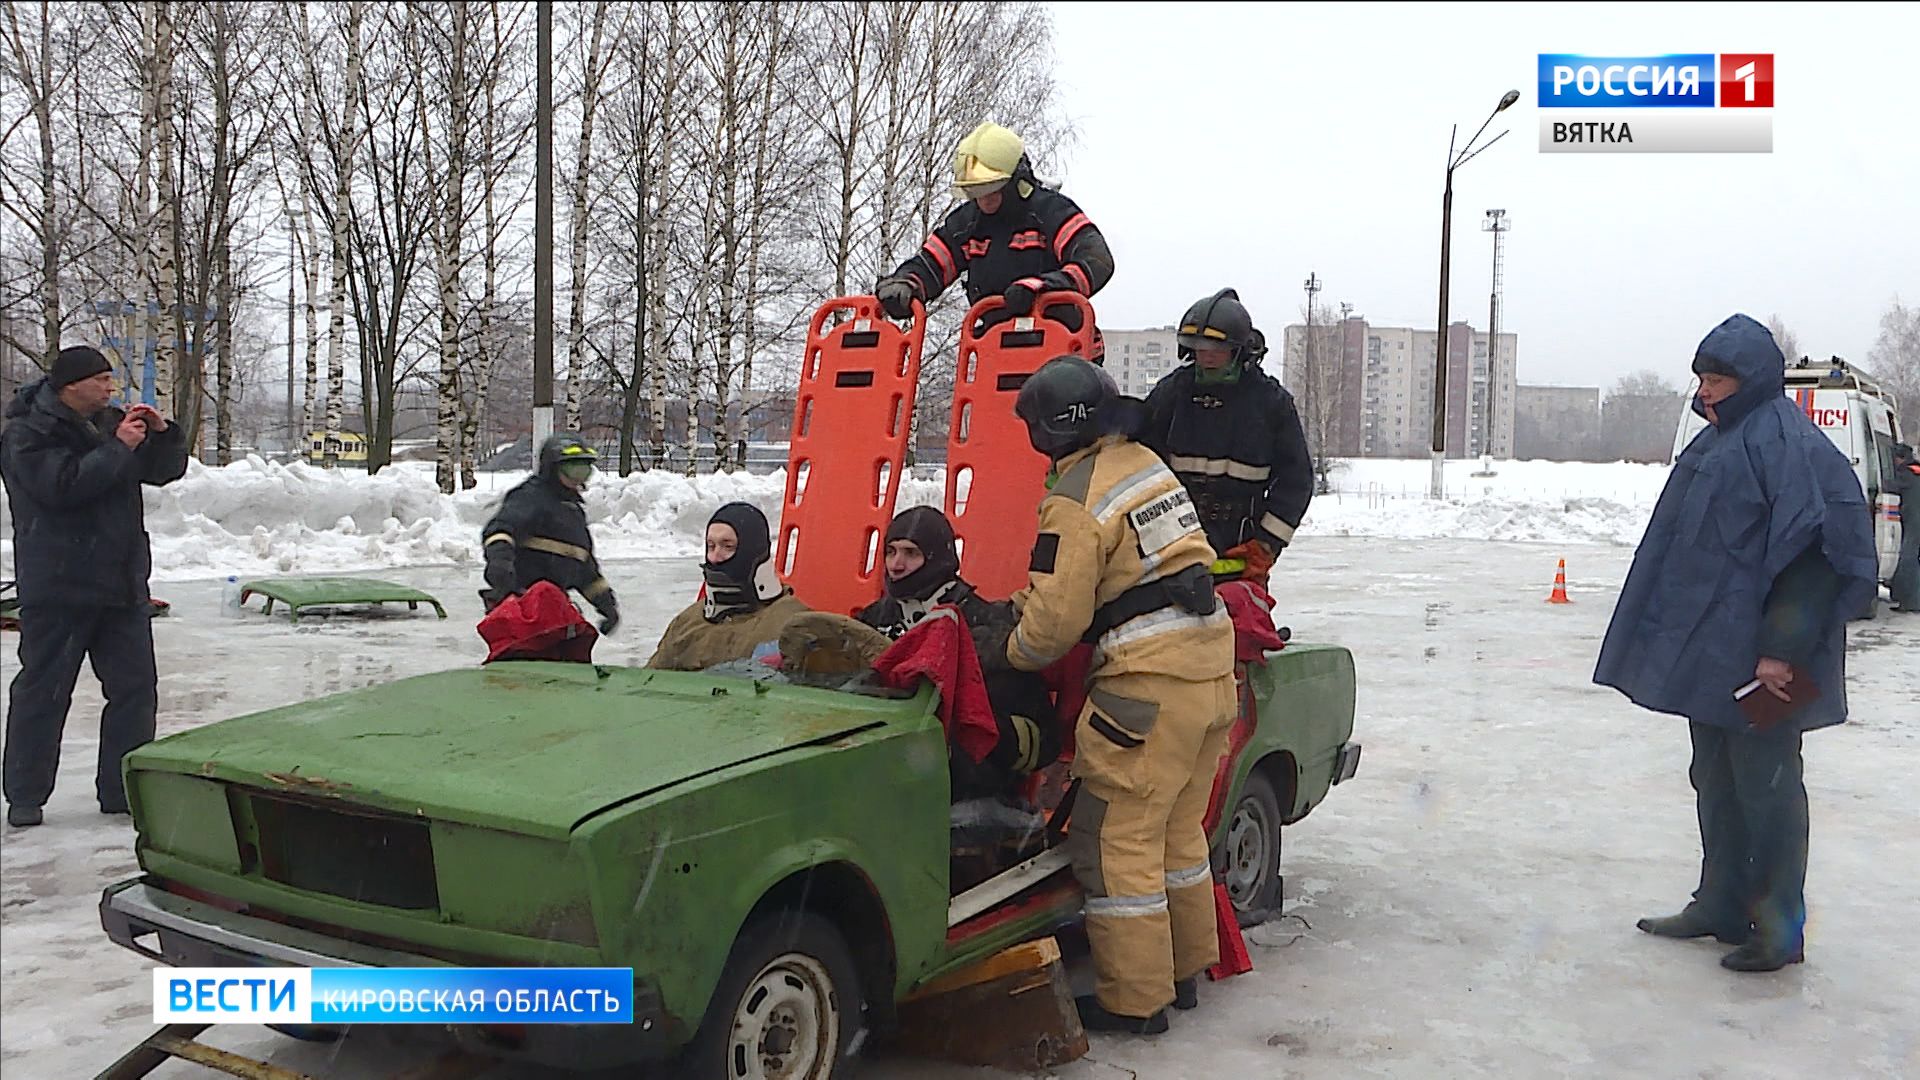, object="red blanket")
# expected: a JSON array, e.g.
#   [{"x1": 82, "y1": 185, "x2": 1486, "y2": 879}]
[
  {"x1": 1217, "y1": 579, "x2": 1286, "y2": 663},
  {"x1": 871, "y1": 607, "x2": 1000, "y2": 765},
  {"x1": 477, "y1": 581, "x2": 599, "y2": 664}
]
